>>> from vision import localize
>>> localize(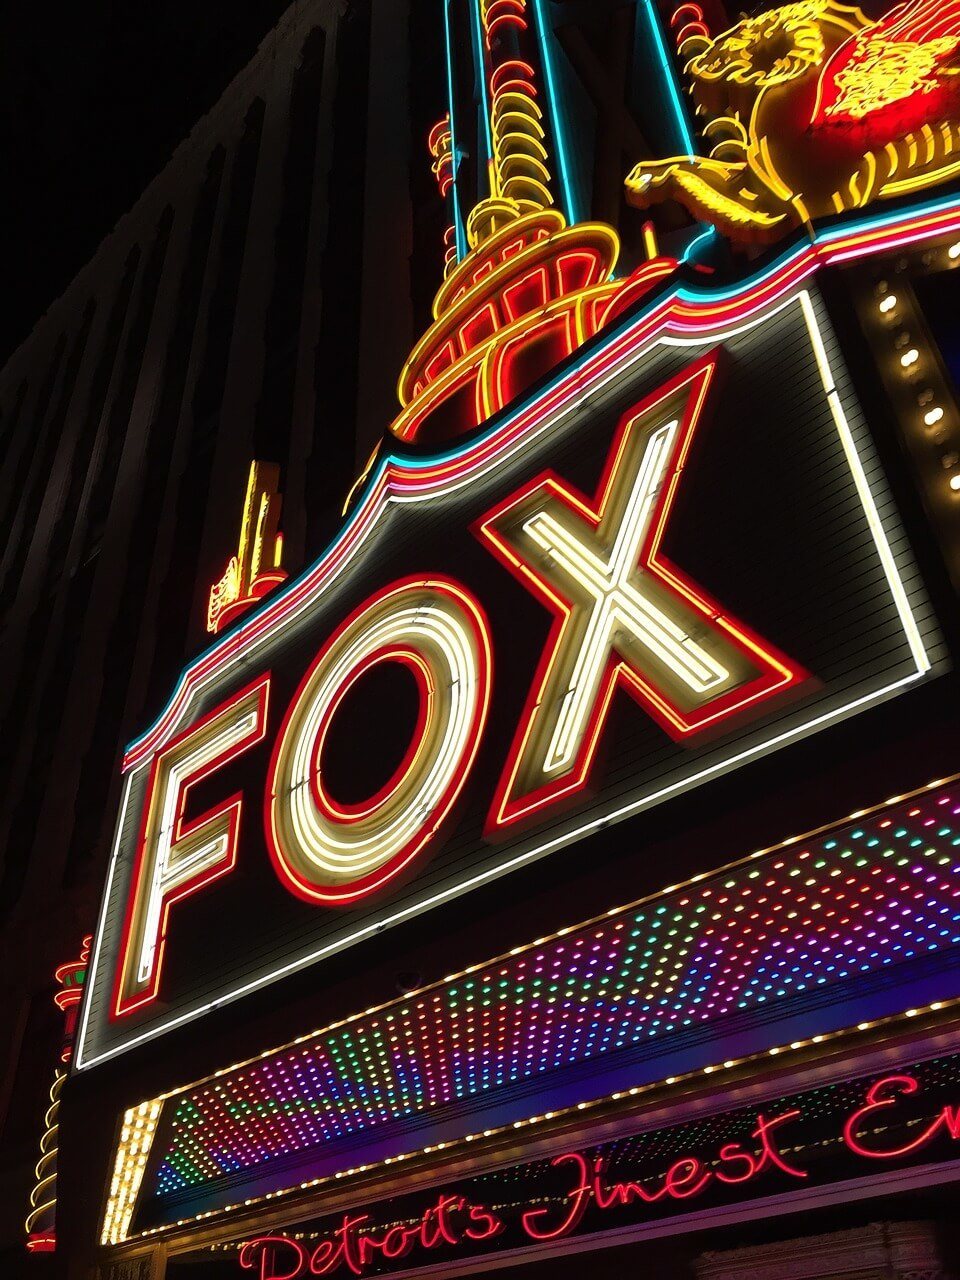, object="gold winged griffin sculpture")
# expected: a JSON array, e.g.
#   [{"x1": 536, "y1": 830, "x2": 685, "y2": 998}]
[{"x1": 626, "y1": 0, "x2": 960, "y2": 243}]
